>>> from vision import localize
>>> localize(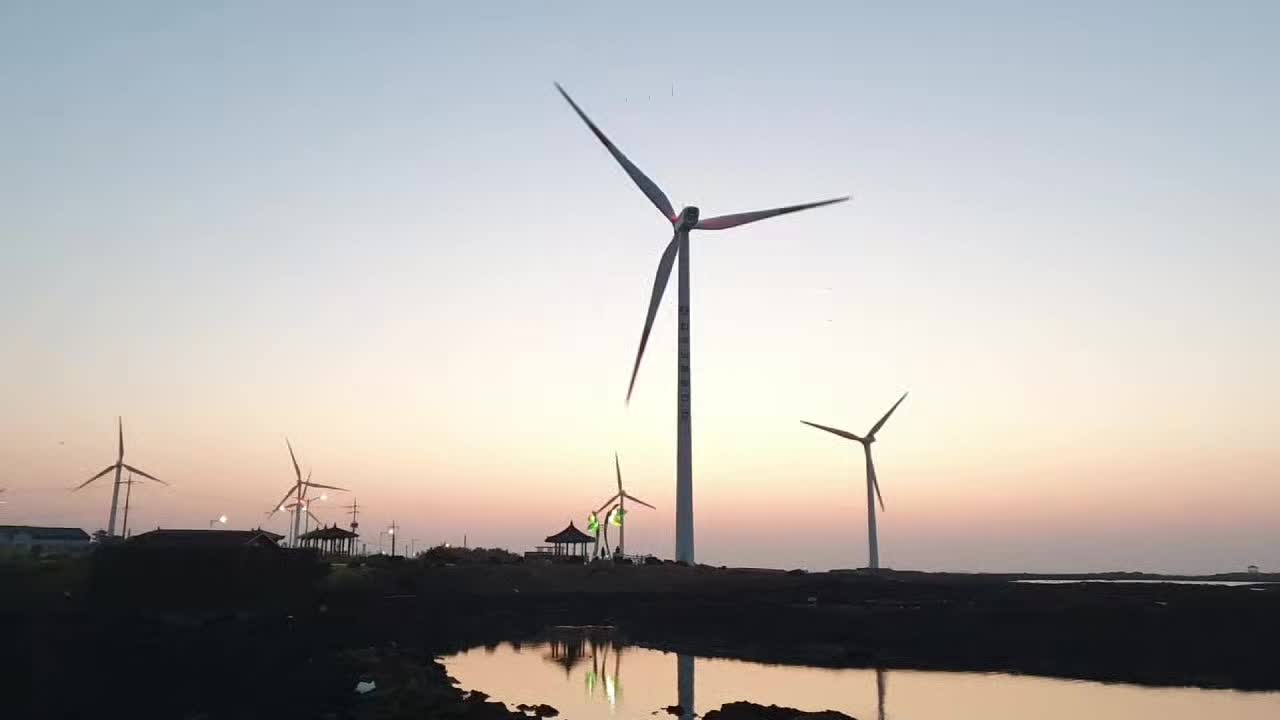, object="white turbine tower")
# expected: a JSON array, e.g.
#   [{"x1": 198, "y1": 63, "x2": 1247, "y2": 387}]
[
  {"x1": 557, "y1": 83, "x2": 848, "y2": 563},
  {"x1": 268, "y1": 439, "x2": 346, "y2": 546},
  {"x1": 801, "y1": 392, "x2": 908, "y2": 570},
  {"x1": 593, "y1": 453, "x2": 655, "y2": 558},
  {"x1": 73, "y1": 417, "x2": 166, "y2": 537}
]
